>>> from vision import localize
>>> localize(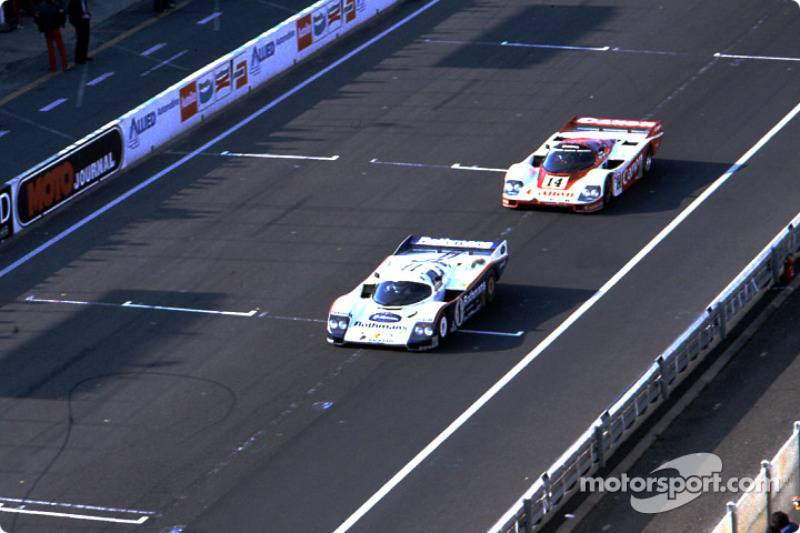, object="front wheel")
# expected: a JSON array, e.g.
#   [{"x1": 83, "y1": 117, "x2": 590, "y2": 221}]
[
  {"x1": 485, "y1": 271, "x2": 497, "y2": 304},
  {"x1": 436, "y1": 315, "x2": 449, "y2": 344},
  {"x1": 603, "y1": 176, "x2": 614, "y2": 207}
]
